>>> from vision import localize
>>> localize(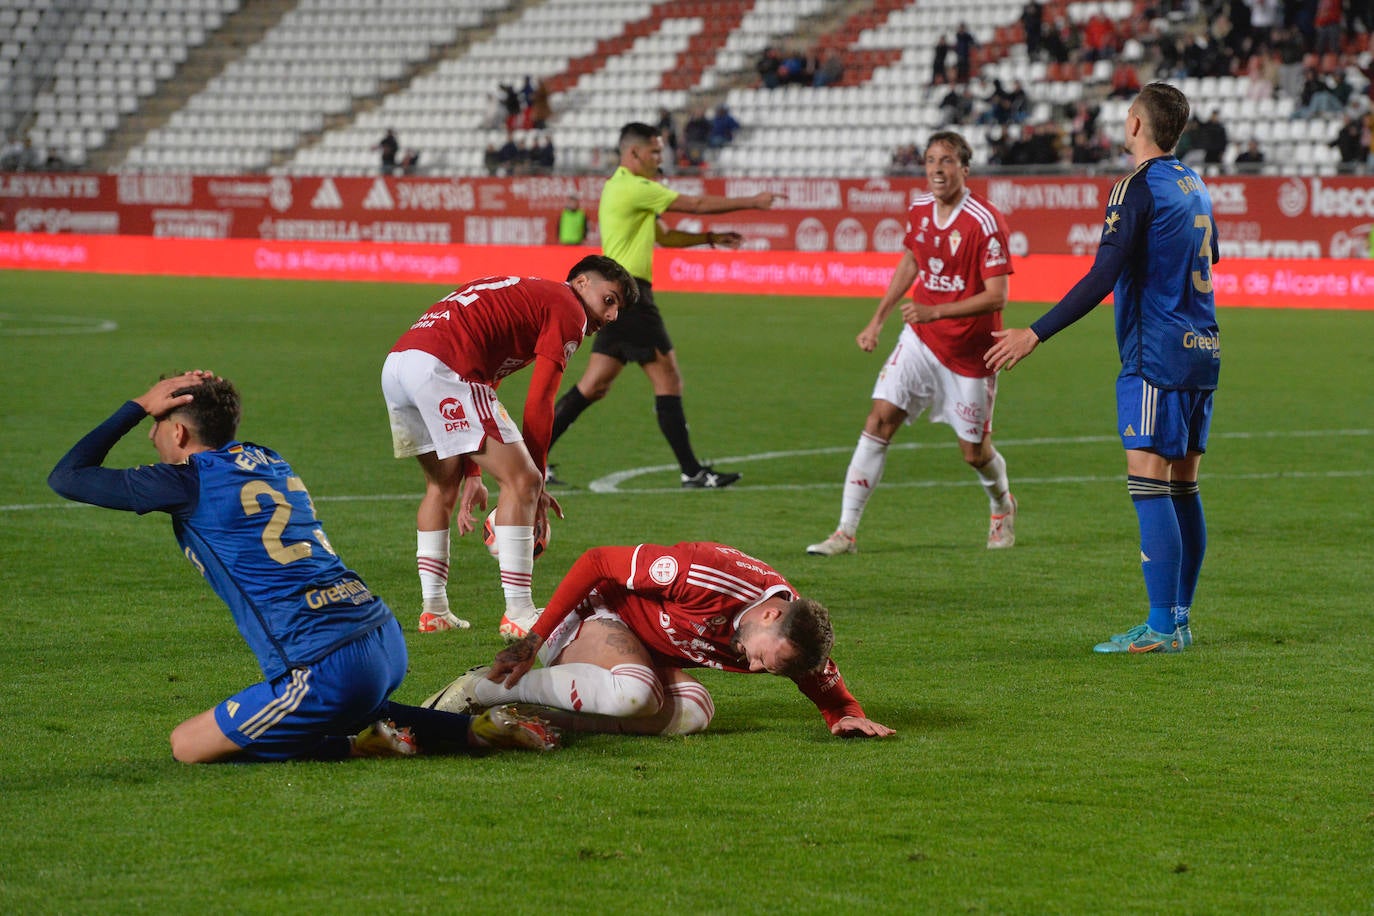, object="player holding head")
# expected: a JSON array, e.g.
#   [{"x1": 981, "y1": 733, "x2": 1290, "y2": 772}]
[
  {"x1": 806, "y1": 130, "x2": 1018, "y2": 557},
  {"x1": 48, "y1": 371, "x2": 560, "y2": 762},
  {"x1": 986, "y1": 82, "x2": 1220, "y2": 653},
  {"x1": 383, "y1": 255, "x2": 637, "y2": 639},
  {"x1": 424, "y1": 541, "x2": 894, "y2": 739},
  {"x1": 545, "y1": 120, "x2": 781, "y2": 489}
]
